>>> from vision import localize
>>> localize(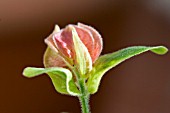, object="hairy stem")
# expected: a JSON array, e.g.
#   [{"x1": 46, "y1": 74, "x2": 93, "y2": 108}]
[
  {"x1": 78, "y1": 79, "x2": 90, "y2": 113},
  {"x1": 72, "y1": 68, "x2": 91, "y2": 113}
]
